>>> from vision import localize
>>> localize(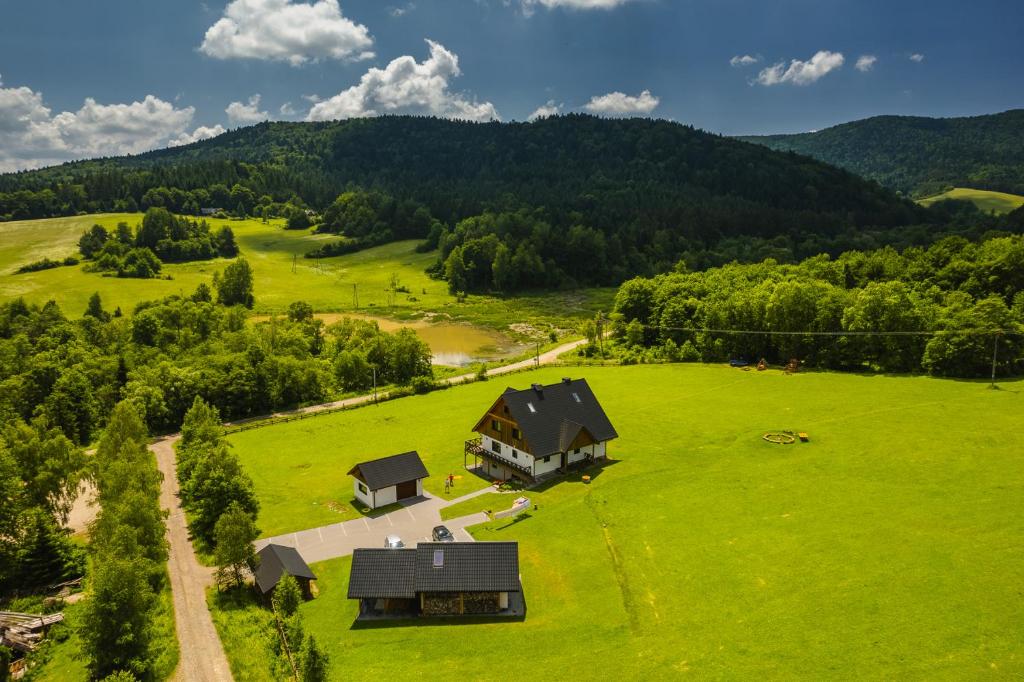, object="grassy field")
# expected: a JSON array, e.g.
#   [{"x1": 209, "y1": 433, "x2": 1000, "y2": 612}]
[
  {"x1": 222, "y1": 363, "x2": 1024, "y2": 679},
  {"x1": 0, "y1": 214, "x2": 613, "y2": 334},
  {"x1": 917, "y1": 187, "x2": 1024, "y2": 214}
]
